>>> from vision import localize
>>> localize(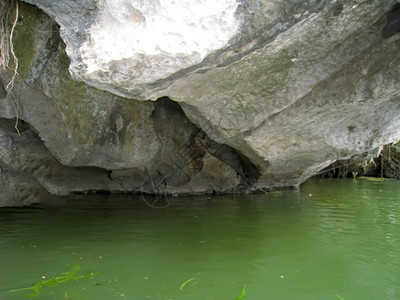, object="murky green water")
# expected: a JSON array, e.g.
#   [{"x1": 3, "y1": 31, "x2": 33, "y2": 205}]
[{"x1": 1, "y1": 178, "x2": 400, "y2": 300}]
